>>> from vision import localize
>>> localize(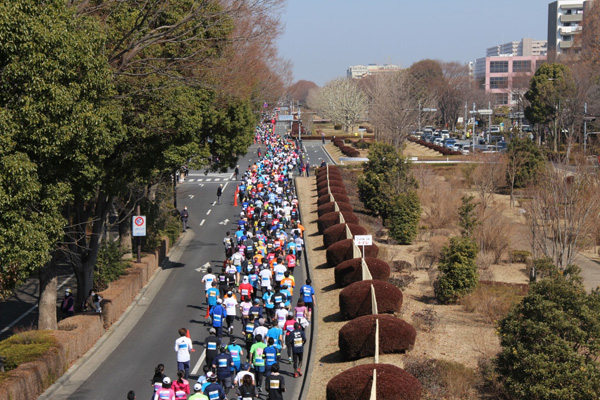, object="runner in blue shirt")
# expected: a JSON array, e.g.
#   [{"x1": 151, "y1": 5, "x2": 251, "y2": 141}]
[
  {"x1": 300, "y1": 279, "x2": 315, "y2": 320},
  {"x1": 264, "y1": 337, "x2": 279, "y2": 378},
  {"x1": 226, "y1": 338, "x2": 243, "y2": 375}
]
